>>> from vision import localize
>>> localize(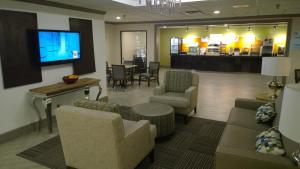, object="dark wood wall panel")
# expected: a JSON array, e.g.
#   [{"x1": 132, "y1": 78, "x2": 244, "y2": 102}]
[
  {"x1": 0, "y1": 10, "x2": 41, "y2": 88},
  {"x1": 69, "y1": 18, "x2": 96, "y2": 75}
]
